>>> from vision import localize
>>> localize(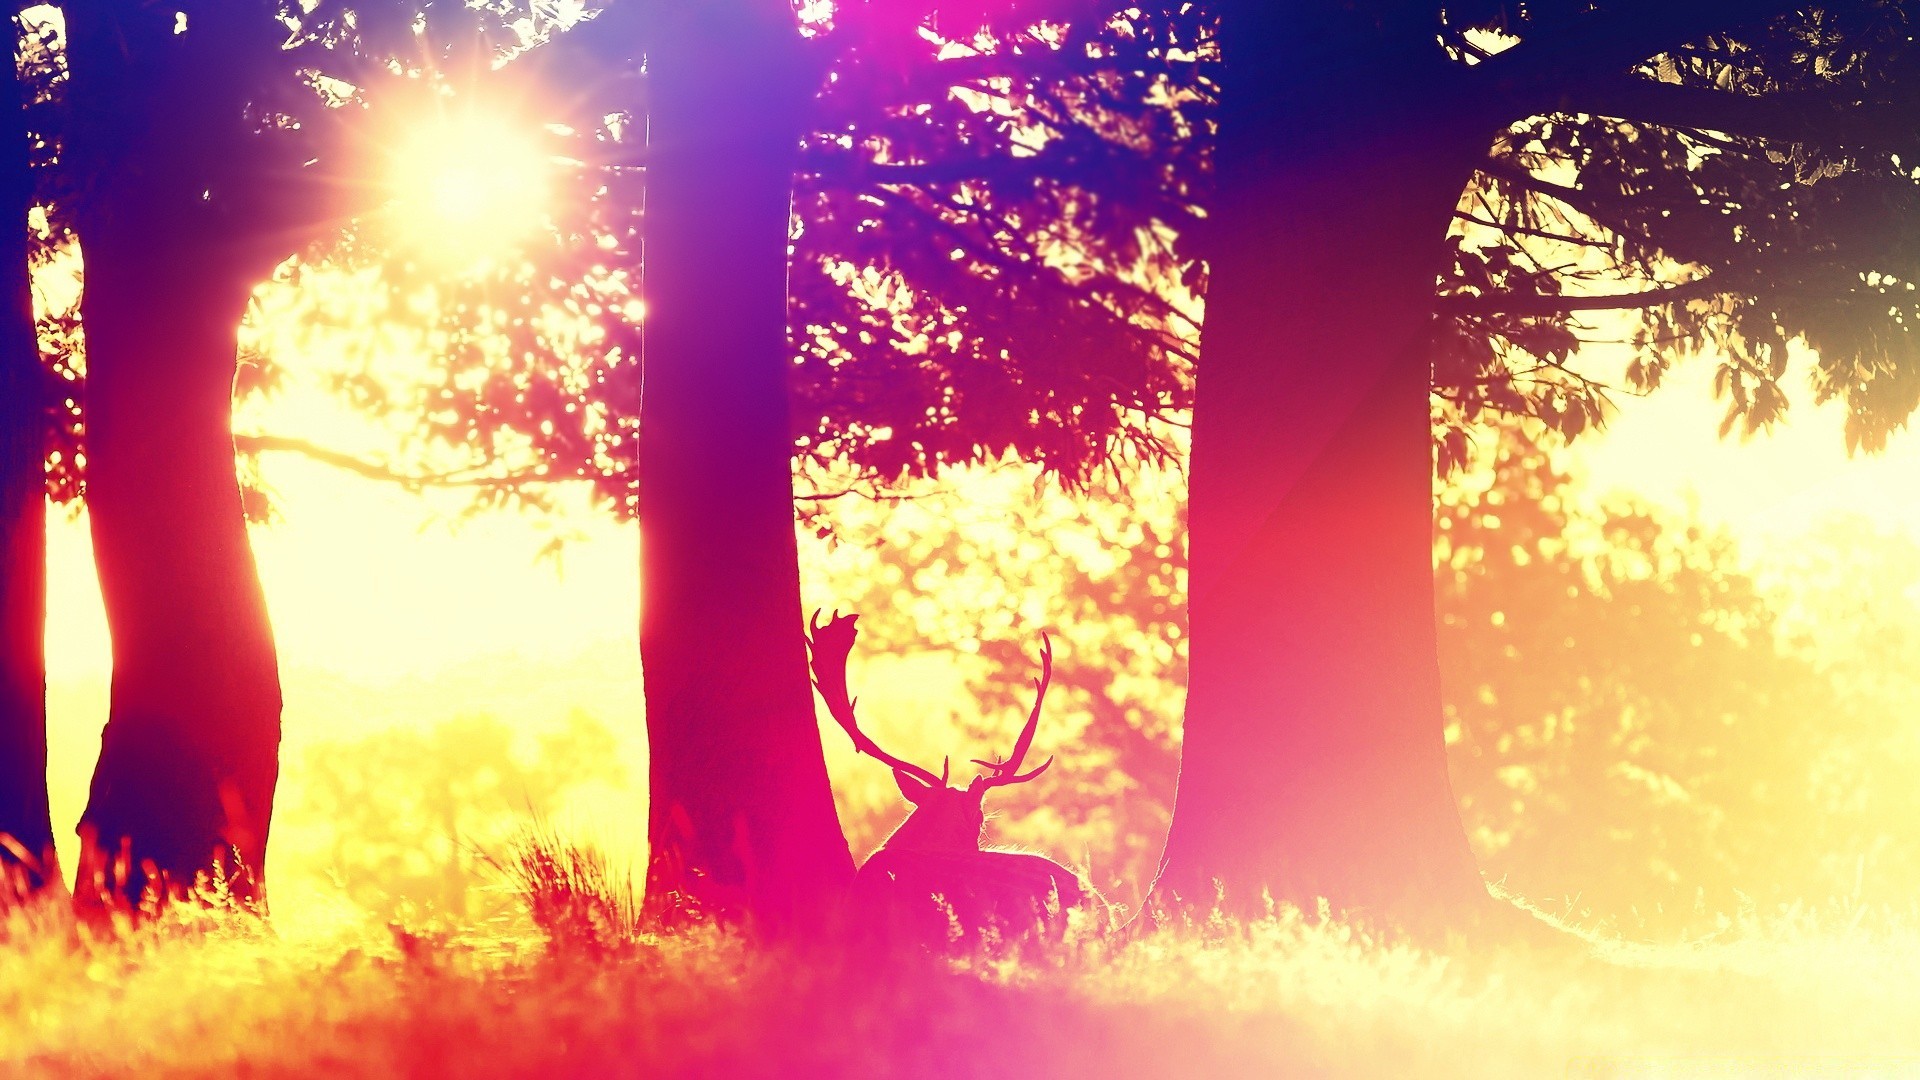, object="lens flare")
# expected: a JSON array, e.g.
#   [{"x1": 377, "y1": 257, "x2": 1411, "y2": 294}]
[{"x1": 383, "y1": 110, "x2": 552, "y2": 266}]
